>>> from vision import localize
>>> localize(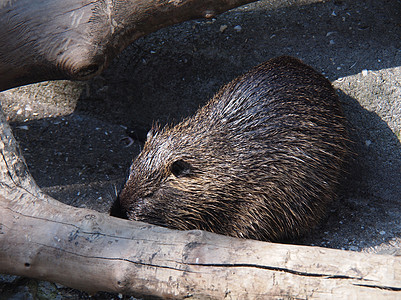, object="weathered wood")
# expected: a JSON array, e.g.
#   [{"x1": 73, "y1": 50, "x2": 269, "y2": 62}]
[
  {"x1": 0, "y1": 0, "x2": 259, "y2": 91},
  {"x1": 0, "y1": 106, "x2": 400, "y2": 298},
  {"x1": 1, "y1": 189, "x2": 401, "y2": 298}
]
